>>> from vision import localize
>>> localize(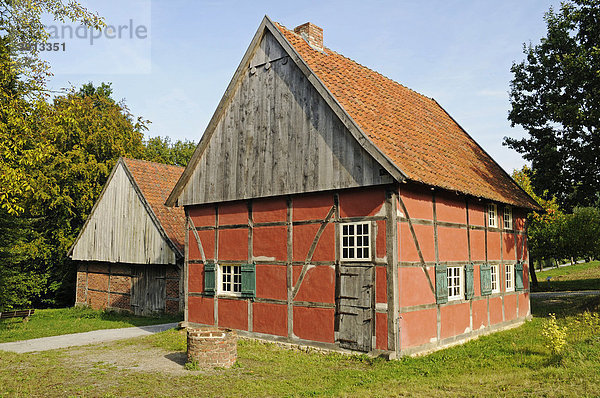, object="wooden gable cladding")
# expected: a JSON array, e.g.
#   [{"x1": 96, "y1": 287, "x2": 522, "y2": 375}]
[
  {"x1": 175, "y1": 29, "x2": 392, "y2": 206},
  {"x1": 70, "y1": 161, "x2": 178, "y2": 265}
]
